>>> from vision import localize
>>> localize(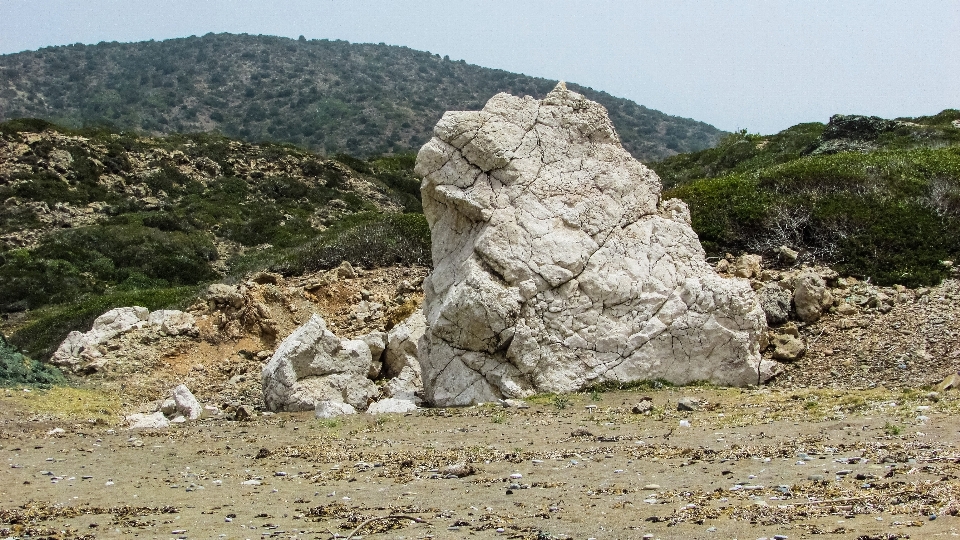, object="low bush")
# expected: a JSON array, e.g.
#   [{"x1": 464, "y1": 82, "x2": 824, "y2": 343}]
[
  {"x1": 666, "y1": 146, "x2": 960, "y2": 287},
  {"x1": 277, "y1": 212, "x2": 431, "y2": 274},
  {"x1": 0, "y1": 222, "x2": 217, "y2": 310},
  {"x1": 0, "y1": 334, "x2": 65, "y2": 388}
]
